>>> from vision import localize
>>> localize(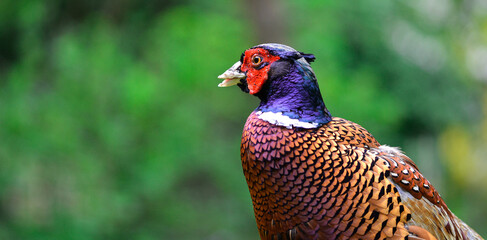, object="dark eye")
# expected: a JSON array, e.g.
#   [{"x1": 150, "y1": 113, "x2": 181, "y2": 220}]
[{"x1": 251, "y1": 55, "x2": 263, "y2": 67}]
